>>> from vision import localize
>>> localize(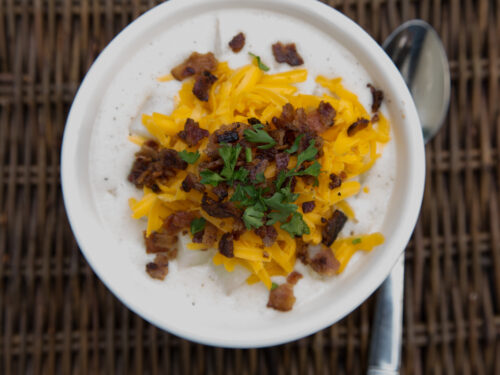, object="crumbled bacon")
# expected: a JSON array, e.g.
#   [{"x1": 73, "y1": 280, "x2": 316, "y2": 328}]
[
  {"x1": 228, "y1": 32, "x2": 245, "y2": 53},
  {"x1": 249, "y1": 158, "x2": 269, "y2": 181},
  {"x1": 178, "y1": 118, "x2": 209, "y2": 147},
  {"x1": 371, "y1": 113, "x2": 380, "y2": 123},
  {"x1": 275, "y1": 153, "x2": 290, "y2": 170},
  {"x1": 270, "y1": 128, "x2": 286, "y2": 146},
  {"x1": 205, "y1": 123, "x2": 249, "y2": 157},
  {"x1": 181, "y1": 172, "x2": 205, "y2": 192},
  {"x1": 272, "y1": 42, "x2": 304, "y2": 66},
  {"x1": 256, "y1": 148, "x2": 277, "y2": 161},
  {"x1": 347, "y1": 118, "x2": 370, "y2": 136},
  {"x1": 192, "y1": 70, "x2": 217, "y2": 101},
  {"x1": 217, "y1": 130, "x2": 239, "y2": 143},
  {"x1": 144, "y1": 231, "x2": 178, "y2": 255},
  {"x1": 146, "y1": 254, "x2": 169, "y2": 280},
  {"x1": 232, "y1": 218, "x2": 246, "y2": 240},
  {"x1": 310, "y1": 247, "x2": 340, "y2": 276},
  {"x1": 302, "y1": 201, "x2": 315, "y2": 213},
  {"x1": 367, "y1": 83, "x2": 384, "y2": 113},
  {"x1": 171, "y1": 52, "x2": 218, "y2": 81},
  {"x1": 255, "y1": 225, "x2": 278, "y2": 247},
  {"x1": 212, "y1": 183, "x2": 229, "y2": 201},
  {"x1": 328, "y1": 173, "x2": 342, "y2": 190},
  {"x1": 305, "y1": 101, "x2": 336, "y2": 133},
  {"x1": 218, "y1": 233, "x2": 234, "y2": 258},
  {"x1": 286, "y1": 271, "x2": 303, "y2": 285},
  {"x1": 296, "y1": 238, "x2": 310, "y2": 265},
  {"x1": 163, "y1": 211, "x2": 196, "y2": 235},
  {"x1": 201, "y1": 193, "x2": 241, "y2": 218},
  {"x1": 192, "y1": 222, "x2": 218, "y2": 247},
  {"x1": 322, "y1": 210, "x2": 348, "y2": 247},
  {"x1": 128, "y1": 141, "x2": 187, "y2": 191}
]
